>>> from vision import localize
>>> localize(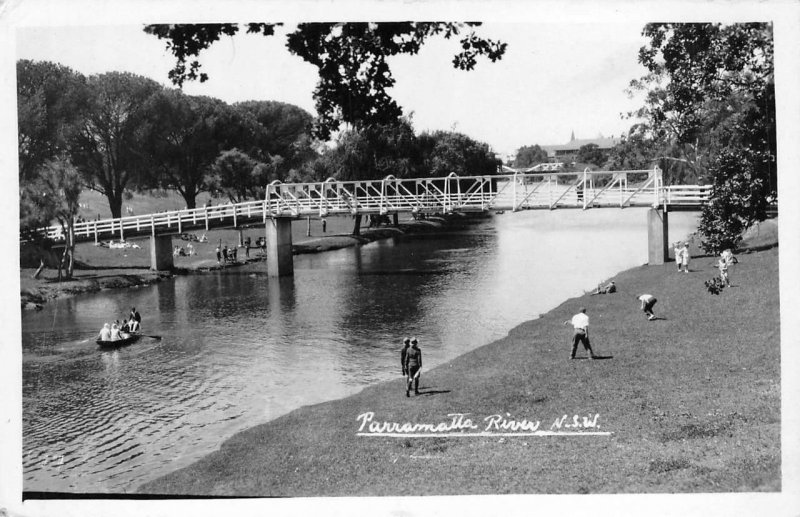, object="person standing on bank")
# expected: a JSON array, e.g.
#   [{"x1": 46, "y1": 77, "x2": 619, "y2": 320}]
[
  {"x1": 405, "y1": 338, "x2": 422, "y2": 397},
  {"x1": 680, "y1": 242, "x2": 691, "y2": 273},
  {"x1": 400, "y1": 337, "x2": 411, "y2": 377},
  {"x1": 637, "y1": 294, "x2": 658, "y2": 320},
  {"x1": 564, "y1": 308, "x2": 596, "y2": 360}
]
